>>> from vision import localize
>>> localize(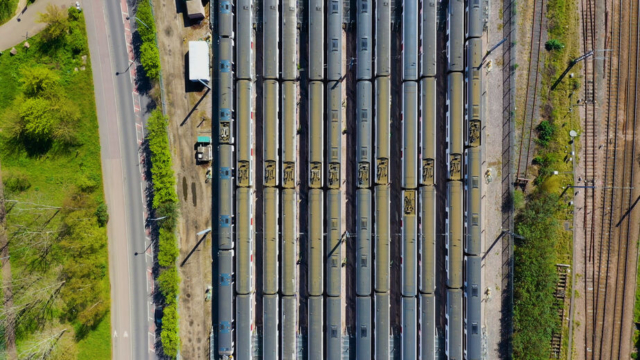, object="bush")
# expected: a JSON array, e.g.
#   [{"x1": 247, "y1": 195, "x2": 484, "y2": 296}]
[
  {"x1": 158, "y1": 228, "x2": 179, "y2": 267},
  {"x1": 160, "y1": 303, "x2": 179, "y2": 358},
  {"x1": 95, "y1": 203, "x2": 109, "y2": 227},
  {"x1": 77, "y1": 175, "x2": 98, "y2": 192},
  {"x1": 545, "y1": 39, "x2": 565, "y2": 51},
  {"x1": 158, "y1": 267, "x2": 180, "y2": 303},
  {"x1": 147, "y1": 110, "x2": 178, "y2": 208},
  {"x1": 536, "y1": 120, "x2": 556, "y2": 147},
  {"x1": 513, "y1": 192, "x2": 561, "y2": 359},
  {"x1": 4, "y1": 174, "x2": 31, "y2": 193},
  {"x1": 140, "y1": 42, "x2": 161, "y2": 80}
]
